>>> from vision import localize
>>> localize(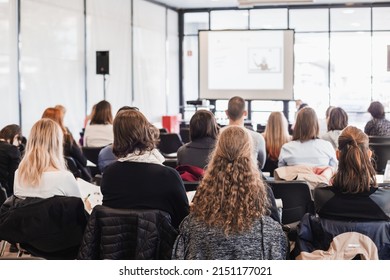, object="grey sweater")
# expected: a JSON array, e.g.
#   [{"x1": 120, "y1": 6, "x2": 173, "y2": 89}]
[{"x1": 172, "y1": 214, "x2": 287, "y2": 260}]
